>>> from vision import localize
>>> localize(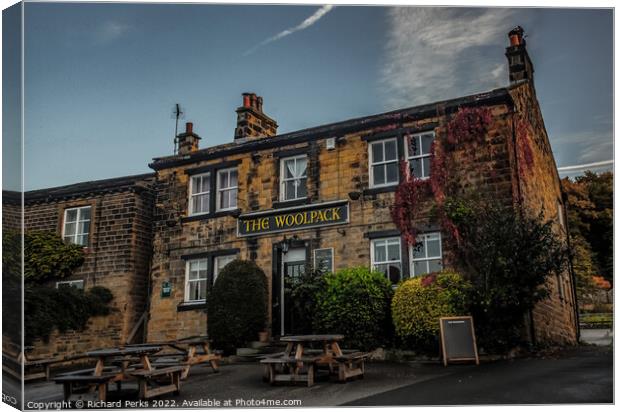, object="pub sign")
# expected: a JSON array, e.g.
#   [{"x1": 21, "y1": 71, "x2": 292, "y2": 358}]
[{"x1": 237, "y1": 200, "x2": 349, "y2": 237}]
